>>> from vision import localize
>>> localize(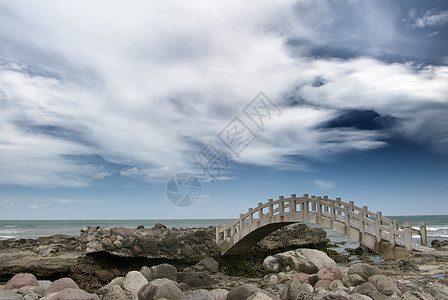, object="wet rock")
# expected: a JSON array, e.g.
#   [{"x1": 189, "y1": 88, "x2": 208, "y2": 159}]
[
  {"x1": 4, "y1": 273, "x2": 39, "y2": 290},
  {"x1": 149, "y1": 263, "x2": 177, "y2": 281},
  {"x1": 138, "y1": 278, "x2": 184, "y2": 300},
  {"x1": 348, "y1": 264, "x2": 381, "y2": 281},
  {"x1": 44, "y1": 278, "x2": 79, "y2": 296}
]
